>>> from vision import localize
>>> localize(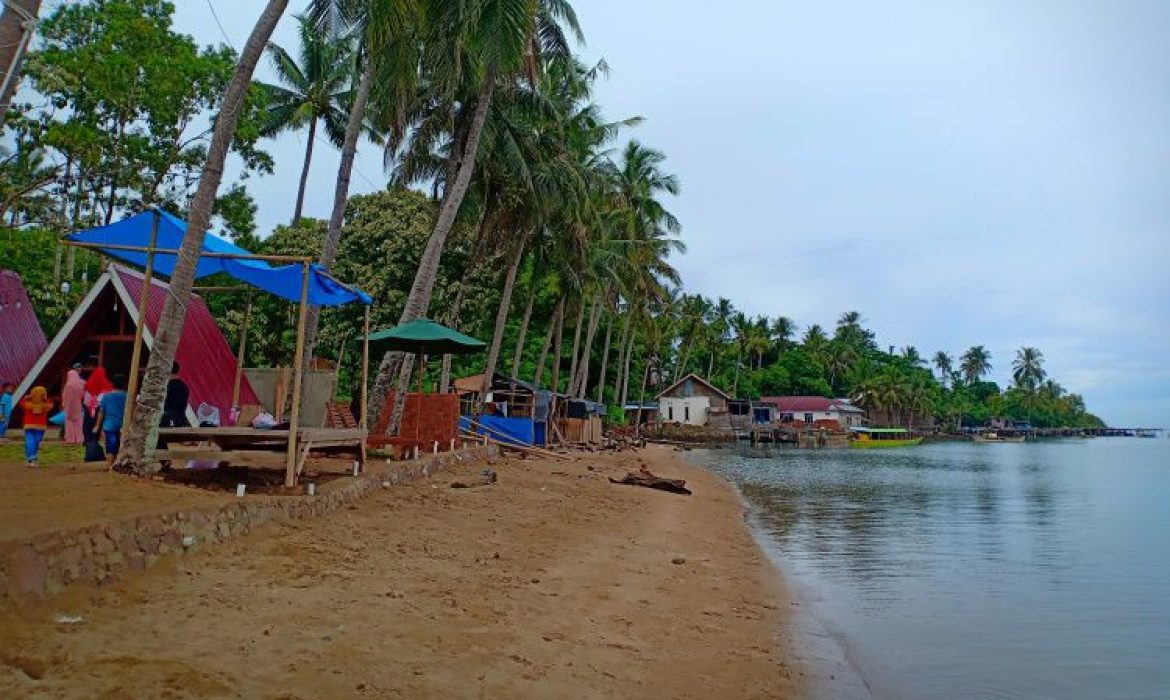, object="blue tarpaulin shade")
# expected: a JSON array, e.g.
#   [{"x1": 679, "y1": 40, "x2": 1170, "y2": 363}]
[{"x1": 67, "y1": 209, "x2": 371, "y2": 306}]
